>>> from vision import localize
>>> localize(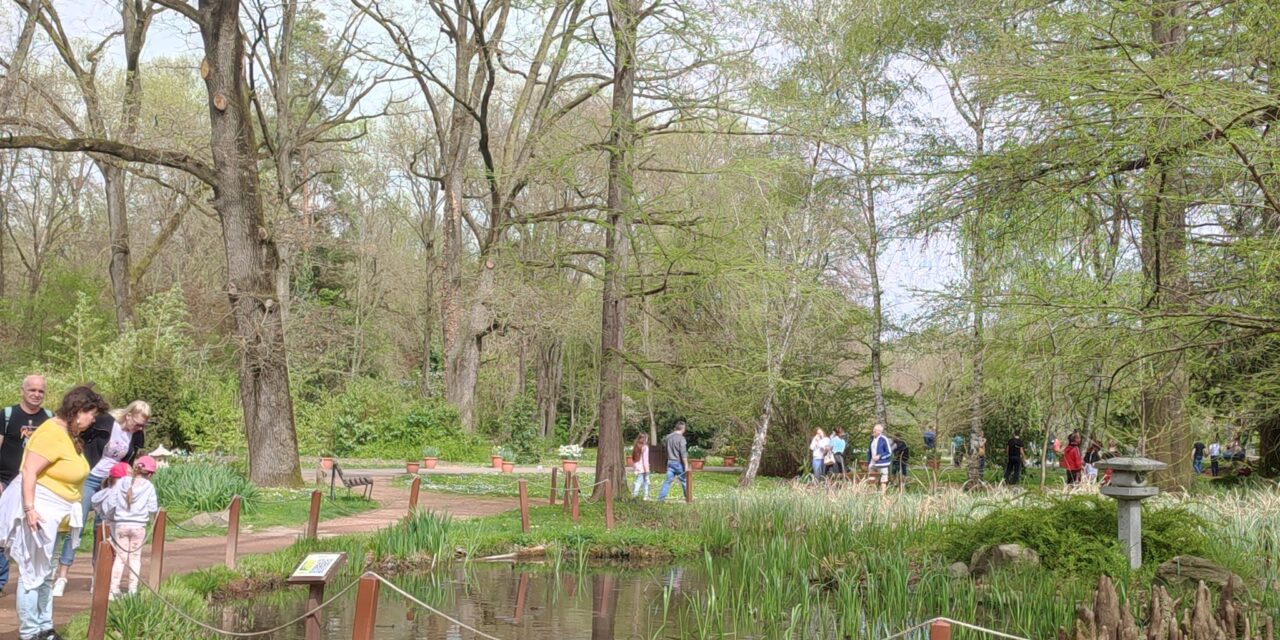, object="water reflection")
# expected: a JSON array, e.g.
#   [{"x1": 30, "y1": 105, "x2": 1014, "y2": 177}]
[{"x1": 212, "y1": 564, "x2": 698, "y2": 639}]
